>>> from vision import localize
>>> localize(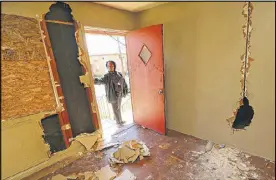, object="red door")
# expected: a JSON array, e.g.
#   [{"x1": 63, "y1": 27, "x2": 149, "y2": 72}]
[{"x1": 126, "y1": 24, "x2": 165, "y2": 135}]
